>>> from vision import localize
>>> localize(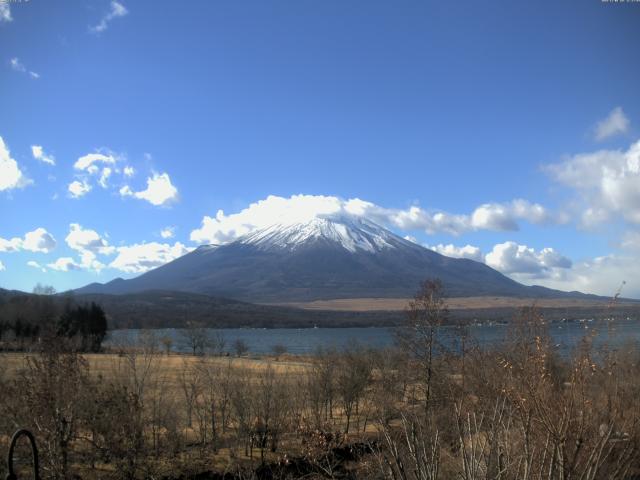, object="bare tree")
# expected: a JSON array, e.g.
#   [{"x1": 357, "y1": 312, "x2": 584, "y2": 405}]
[
  {"x1": 306, "y1": 347, "x2": 337, "y2": 427},
  {"x1": 160, "y1": 335, "x2": 173, "y2": 355},
  {"x1": 397, "y1": 279, "x2": 447, "y2": 415},
  {"x1": 178, "y1": 360, "x2": 201, "y2": 431},
  {"x1": 335, "y1": 346, "x2": 372, "y2": 433},
  {"x1": 210, "y1": 330, "x2": 227, "y2": 355},
  {"x1": 180, "y1": 321, "x2": 210, "y2": 356},
  {"x1": 230, "y1": 368, "x2": 254, "y2": 457},
  {"x1": 82, "y1": 379, "x2": 148, "y2": 479},
  {"x1": 17, "y1": 342, "x2": 89, "y2": 479},
  {"x1": 233, "y1": 338, "x2": 249, "y2": 357},
  {"x1": 251, "y1": 365, "x2": 291, "y2": 463},
  {"x1": 33, "y1": 283, "x2": 57, "y2": 295}
]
